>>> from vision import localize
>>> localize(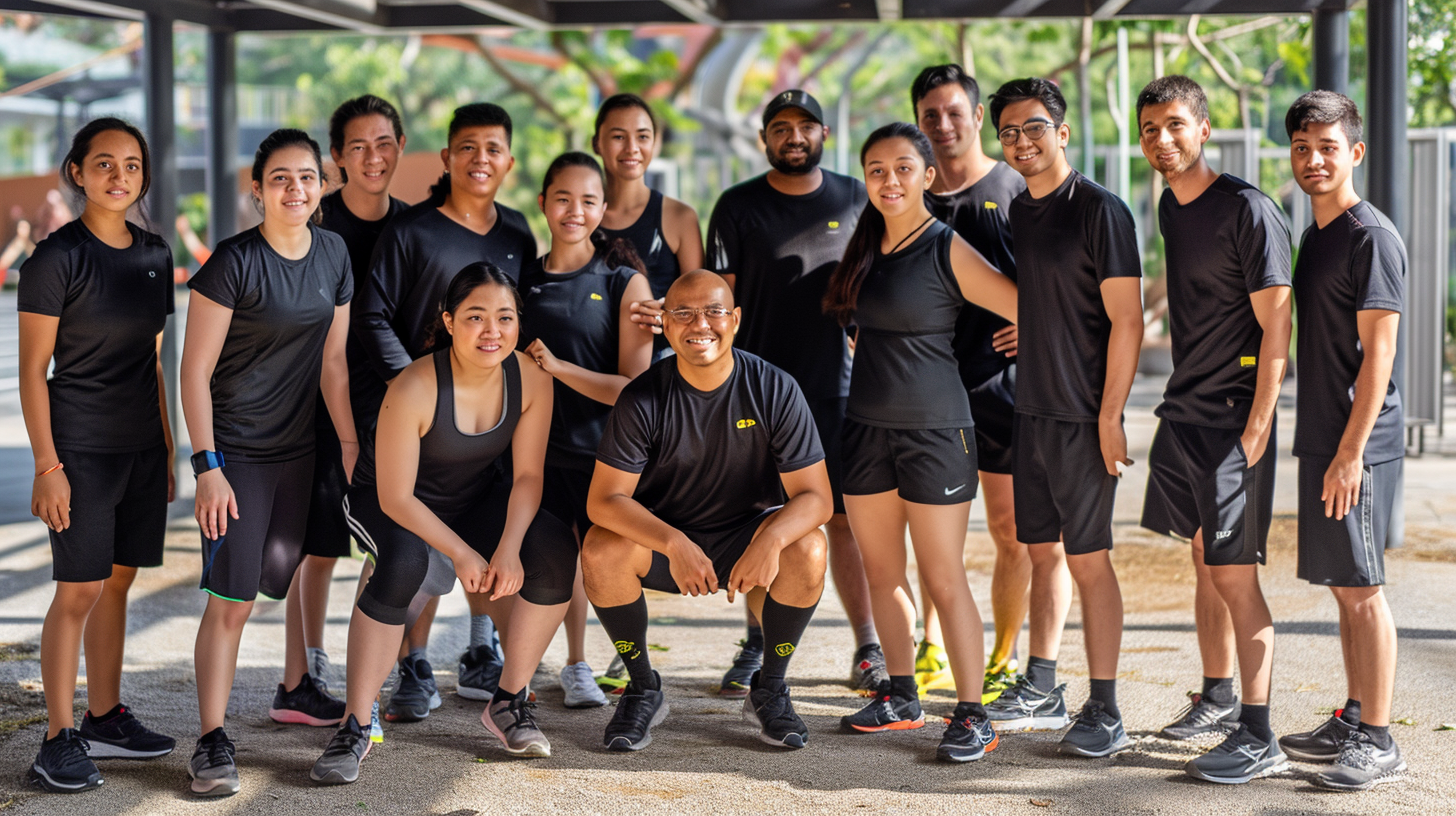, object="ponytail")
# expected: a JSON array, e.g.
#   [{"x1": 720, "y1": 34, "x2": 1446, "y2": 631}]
[
  {"x1": 823, "y1": 203, "x2": 885, "y2": 326},
  {"x1": 592, "y1": 232, "x2": 647, "y2": 277},
  {"x1": 425, "y1": 171, "x2": 450, "y2": 207}
]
